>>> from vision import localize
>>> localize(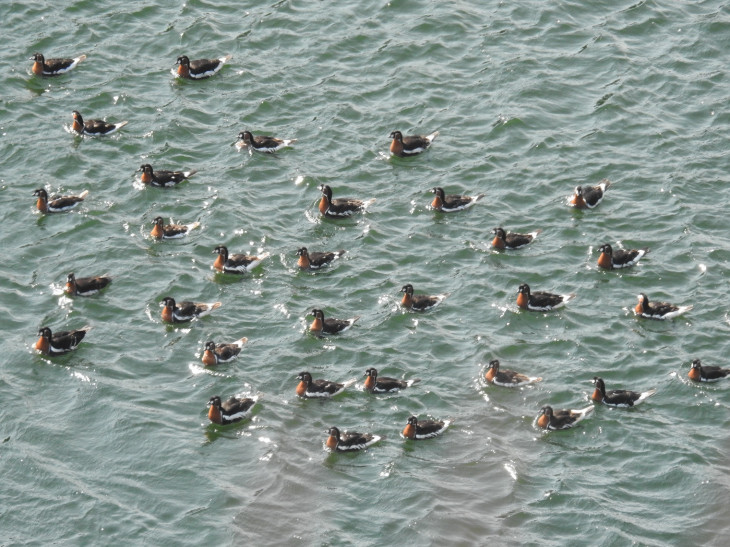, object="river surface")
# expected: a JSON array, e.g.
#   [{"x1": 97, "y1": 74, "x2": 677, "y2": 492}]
[{"x1": 2, "y1": 0, "x2": 730, "y2": 545}]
